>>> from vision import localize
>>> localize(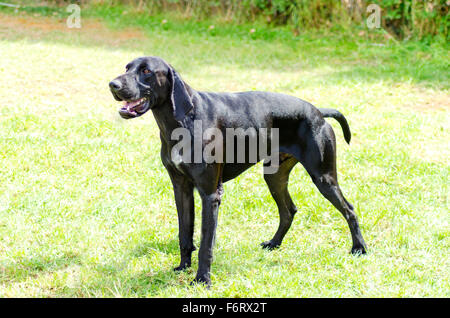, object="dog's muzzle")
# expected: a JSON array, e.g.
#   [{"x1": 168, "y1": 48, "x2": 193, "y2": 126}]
[
  {"x1": 118, "y1": 97, "x2": 151, "y2": 119},
  {"x1": 110, "y1": 80, "x2": 154, "y2": 119}
]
